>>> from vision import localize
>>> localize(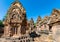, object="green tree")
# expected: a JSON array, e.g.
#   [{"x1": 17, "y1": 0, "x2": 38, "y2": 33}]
[
  {"x1": 34, "y1": 23, "x2": 36, "y2": 27},
  {"x1": 0, "y1": 20, "x2": 4, "y2": 27}
]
